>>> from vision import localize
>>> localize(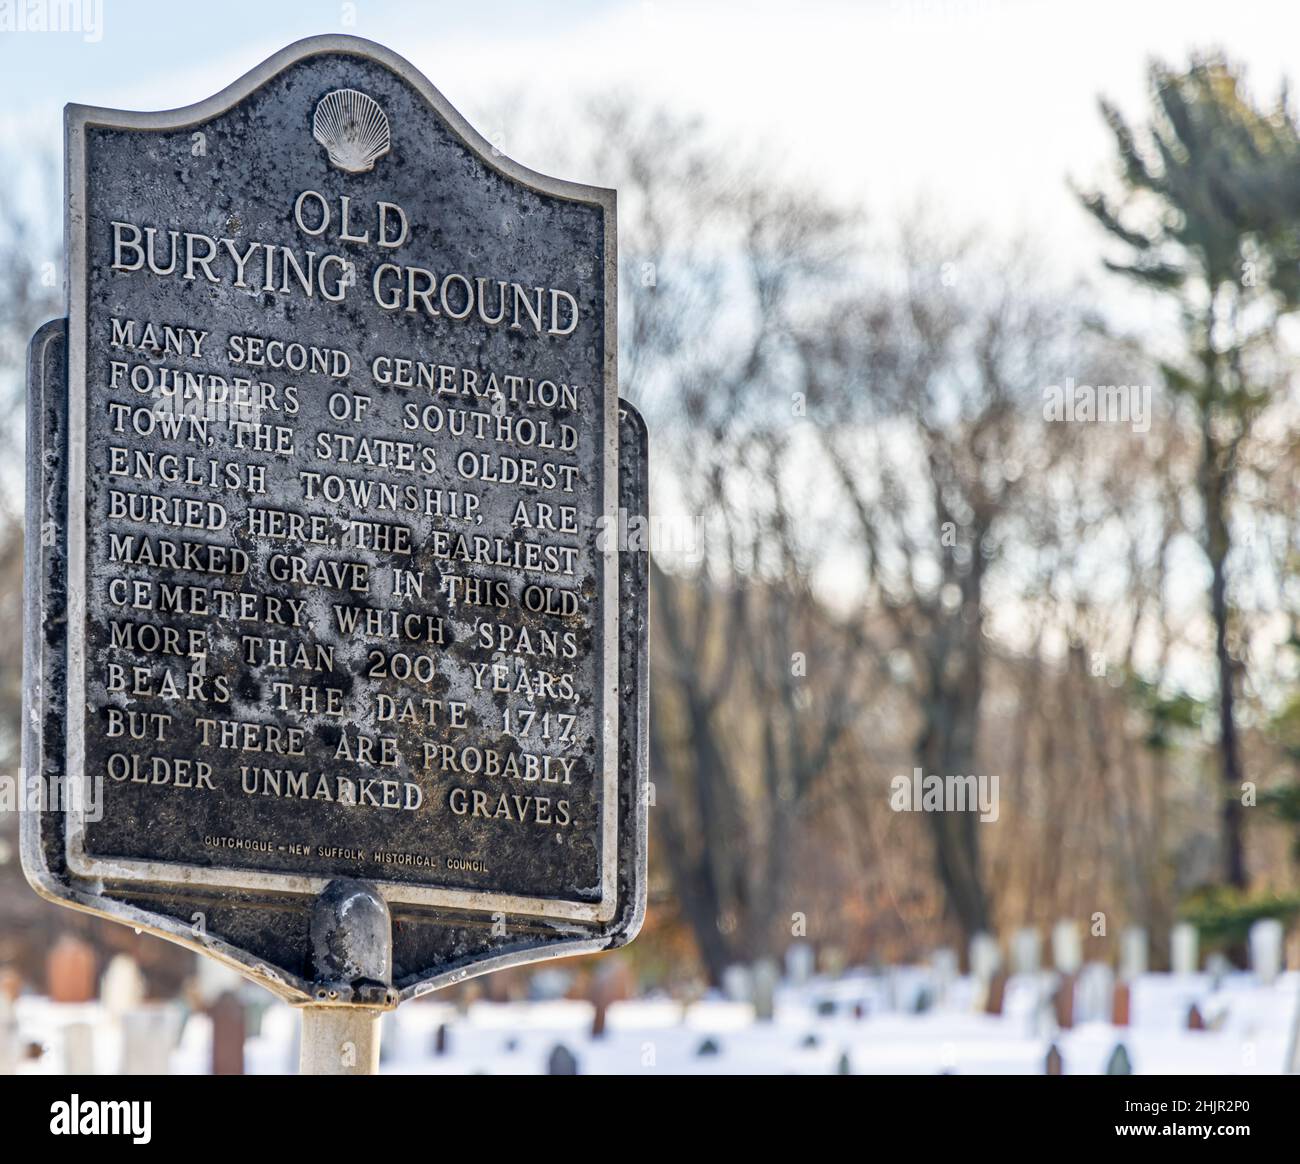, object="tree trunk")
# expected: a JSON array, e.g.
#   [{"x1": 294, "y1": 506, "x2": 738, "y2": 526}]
[
  {"x1": 648, "y1": 708, "x2": 735, "y2": 985},
  {"x1": 1201, "y1": 421, "x2": 1249, "y2": 890},
  {"x1": 917, "y1": 603, "x2": 992, "y2": 941}
]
